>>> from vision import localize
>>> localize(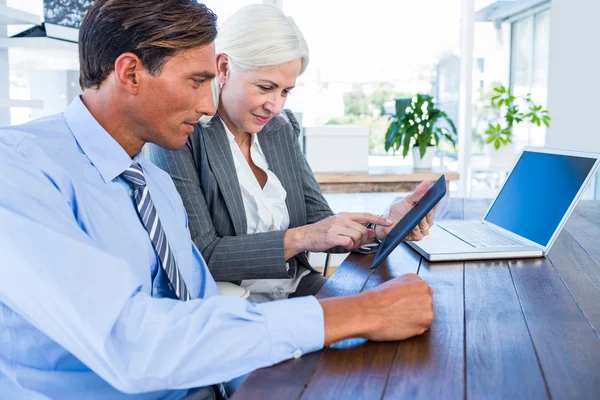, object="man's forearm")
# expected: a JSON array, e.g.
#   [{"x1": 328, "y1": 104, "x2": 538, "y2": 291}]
[{"x1": 318, "y1": 274, "x2": 435, "y2": 345}]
